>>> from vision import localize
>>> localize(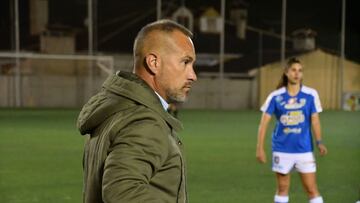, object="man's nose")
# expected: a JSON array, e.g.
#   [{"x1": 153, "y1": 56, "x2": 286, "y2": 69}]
[{"x1": 189, "y1": 67, "x2": 197, "y2": 81}]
